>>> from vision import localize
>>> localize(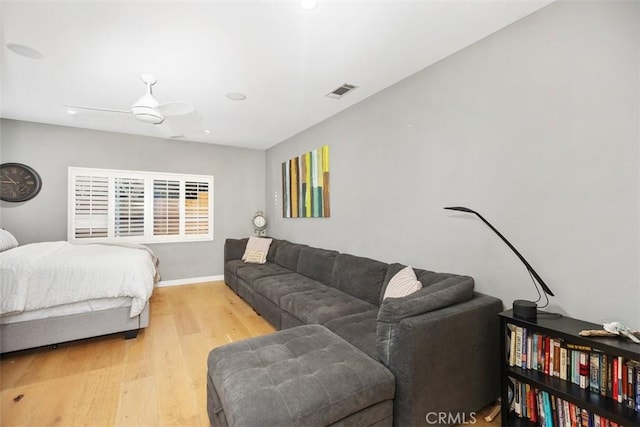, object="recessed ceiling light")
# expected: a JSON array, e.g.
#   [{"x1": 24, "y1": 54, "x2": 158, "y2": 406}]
[
  {"x1": 225, "y1": 92, "x2": 246, "y2": 101},
  {"x1": 204, "y1": 129, "x2": 211, "y2": 134},
  {"x1": 300, "y1": 0, "x2": 318, "y2": 10},
  {"x1": 6, "y1": 43, "x2": 44, "y2": 60},
  {"x1": 66, "y1": 109, "x2": 77, "y2": 115}
]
